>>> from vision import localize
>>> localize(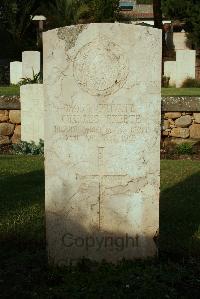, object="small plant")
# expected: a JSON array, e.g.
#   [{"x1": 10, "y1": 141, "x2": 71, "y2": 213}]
[
  {"x1": 181, "y1": 78, "x2": 200, "y2": 88},
  {"x1": 18, "y1": 70, "x2": 42, "y2": 85},
  {"x1": 162, "y1": 75, "x2": 170, "y2": 88},
  {"x1": 12, "y1": 139, "x2": 44, "y2": 155},
  {"x1": 175, "y1": 143, "x2": 193, "y2": 155}
]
